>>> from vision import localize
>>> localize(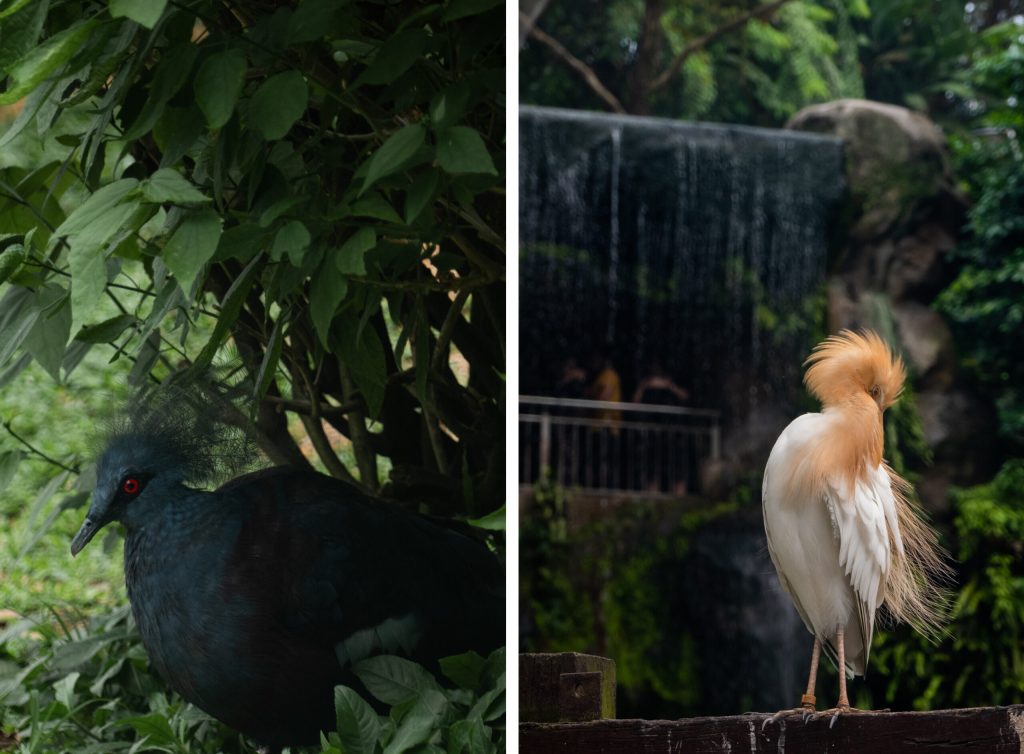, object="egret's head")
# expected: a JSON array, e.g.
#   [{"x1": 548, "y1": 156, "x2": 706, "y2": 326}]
[{"x1": 803, "y1": 329, "x2": 905, "y2": 412}]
